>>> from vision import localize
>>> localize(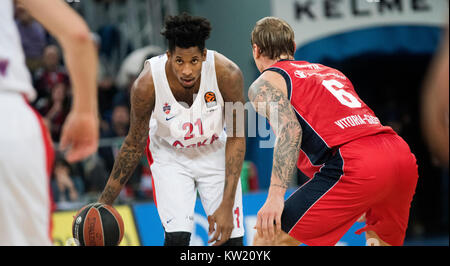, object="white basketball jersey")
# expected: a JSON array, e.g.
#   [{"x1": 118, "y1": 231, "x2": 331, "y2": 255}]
[
  {"x1": 146, "y1": 51, "x2": 244, "y2": 239},
  {"x1": 147, "y1": 50, "x2": 227, "y2": 160},
  {"x1": 0, "y1": 0, "x2": 36, "y2": 101}
]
